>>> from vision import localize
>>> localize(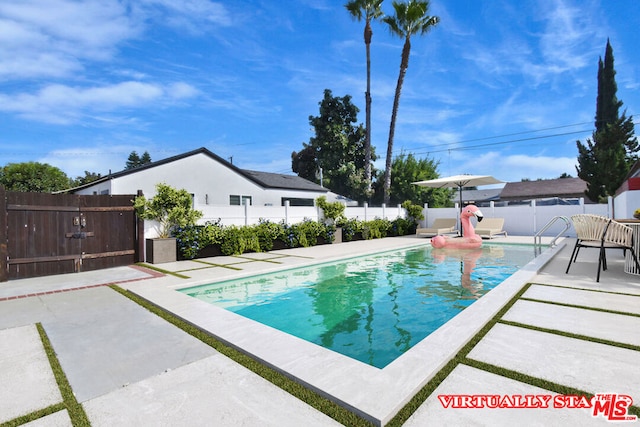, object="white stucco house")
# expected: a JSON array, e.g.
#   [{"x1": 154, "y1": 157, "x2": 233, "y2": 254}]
[
  {"x1": 70, "y1": 147, "x2": 341, "y2": 207},
  {"x1": 614, "y1": 160, "x2": 640, "y2": 219}
]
